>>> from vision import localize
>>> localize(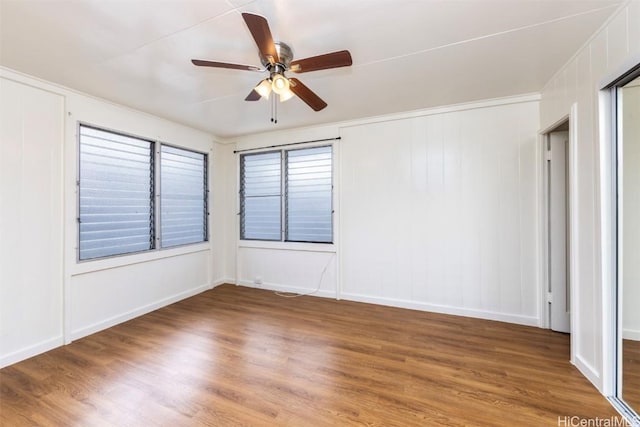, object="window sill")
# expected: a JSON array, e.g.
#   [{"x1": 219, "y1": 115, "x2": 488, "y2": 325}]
[
  {"x1": 71, "y1": 242, "x2": 211, "y2": 276},
  {"x1": 238, "y1": 240, "x2": 336, "y2": 253}
]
